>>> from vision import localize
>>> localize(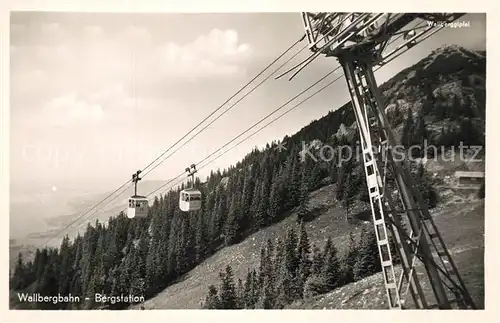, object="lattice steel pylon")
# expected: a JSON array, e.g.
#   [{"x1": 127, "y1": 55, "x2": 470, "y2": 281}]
[{"x1": 286, "y1": 13, "x2": 476, "y2": 309}]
